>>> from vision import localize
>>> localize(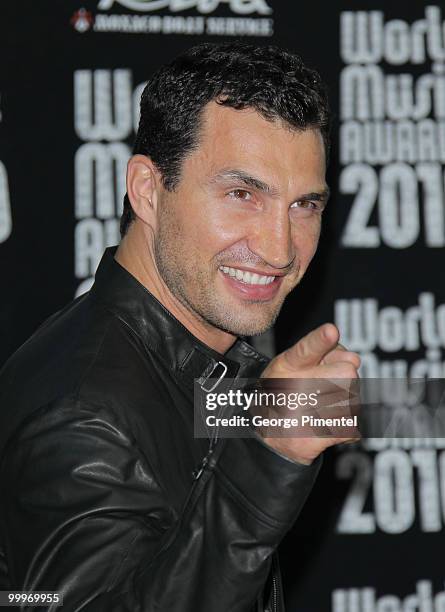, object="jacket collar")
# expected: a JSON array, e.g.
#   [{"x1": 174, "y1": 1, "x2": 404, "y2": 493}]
[{"x1": 89, "y1": 247, "x2": 269, "y2": 390}]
